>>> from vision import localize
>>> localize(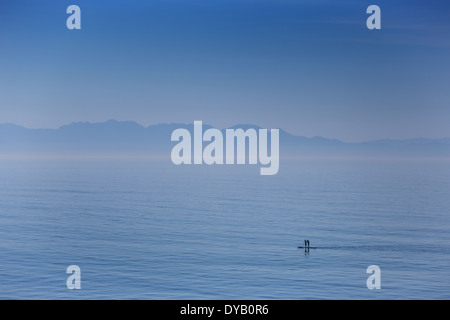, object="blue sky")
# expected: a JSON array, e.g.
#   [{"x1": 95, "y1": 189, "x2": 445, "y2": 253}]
[{"x1": 1, "y1": 0, "x2": 450, "y2": 141}]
